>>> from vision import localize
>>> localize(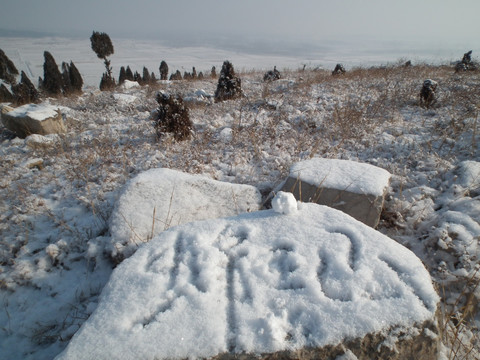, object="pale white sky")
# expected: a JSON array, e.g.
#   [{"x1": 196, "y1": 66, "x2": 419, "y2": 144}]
[{"x1": 1, "y1": 0, "x2": 478, "y2": 53}]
